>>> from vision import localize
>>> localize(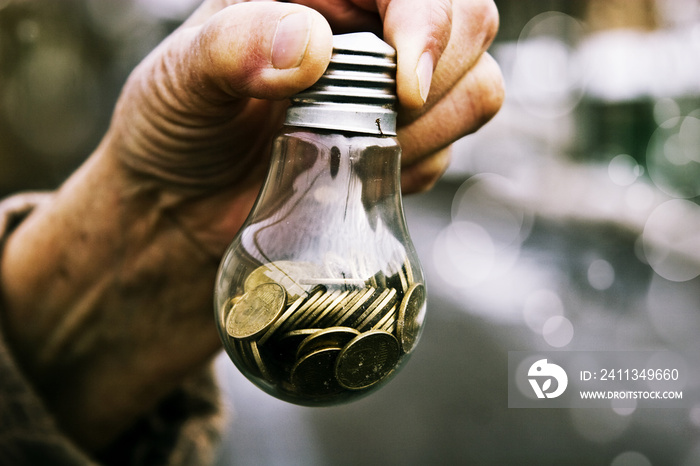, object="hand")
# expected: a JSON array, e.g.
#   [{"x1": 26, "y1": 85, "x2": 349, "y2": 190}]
[
  {"x1": 0, "y1": 0, "x2": 503, "y2": 452},
  {"x1": 109, "y1": 0, "x2": 503, "y2": 253}
]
